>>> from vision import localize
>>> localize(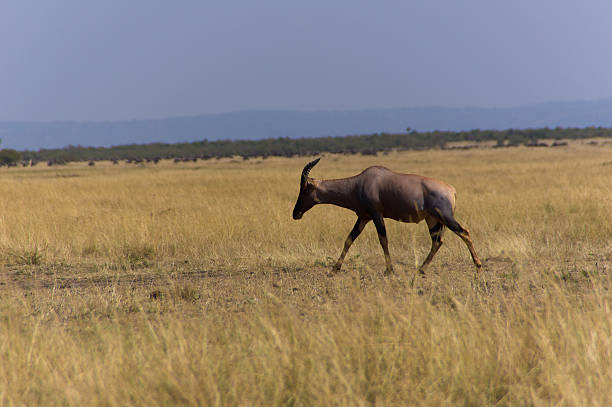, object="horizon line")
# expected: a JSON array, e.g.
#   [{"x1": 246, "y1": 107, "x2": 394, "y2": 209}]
[{"x1": 2, "y1": 97, "x2": 611, "y2": 124}]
